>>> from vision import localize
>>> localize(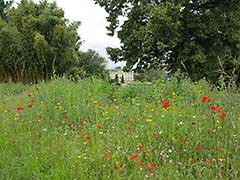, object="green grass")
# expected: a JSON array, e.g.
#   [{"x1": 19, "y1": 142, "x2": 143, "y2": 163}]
[{"x1": 0, "y1": 78, "x2": 239, "y2": 179}]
